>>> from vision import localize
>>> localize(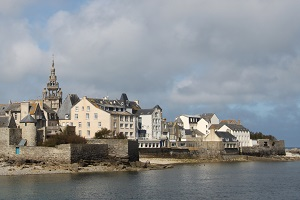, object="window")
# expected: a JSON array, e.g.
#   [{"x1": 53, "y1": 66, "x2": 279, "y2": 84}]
[
  {"x1": 130, "y1": 124, "x2": 133, "y2": 129},
  {"x1": 78, "y1": 122, "x2": 82, "y2": 128},
  {"x1": 79, "y1": 130, "x2": 82, "y2": 136},
  {"x1": 82, "y1": 106, "x2": 84, "y2": 111},
  {"x1": 125, "y1": 116, "x2": 128, "y2": 122},
  {"x1": 87, "y1": 122, "x2": 90, "y2": 127},
  {"x1": 125, "y1": 124, "x2": 128, "y2": 129},
  {"x1": 75, "y1": 114, "x2": 78, "y2": 120},
  {"x1": 114, "y1": 122, "x2": 116, "y2": 128},
  {"x1": 14, "y1": 114, "x2": 17, "y2": 120},
  {"x1": 65, "y1": 114, "x2": 69, "y2": 119},
  {"x1": 75, "y1": 106, "x2": 78, "y2": 112},
  {"x1": 70, "y1": 122, "x2": 73, "y2": 126},
  {"x1": 98, "y1": 122, "x2": 101, "y2": 128},
  {"x1": 120, "y1": 123, "x2": 123, "y2": 128},
  {"x1": 87, "y1": 106, "x2": 90, "y2": 112},
  {"x1": 94, "y1": 113, "x2": 98, "y2": 119},
  {"x1": 130, "y1": 116, "x2": 133, "y2": 122},
  {"x1": 130, "y1": 132, "x2": 133, "y2": 137},
  {"x1": 87, "y1": 130, "x2": 90, "y2": 137},
  {"x1": 86, "y1": 113, "x2": 89, "y2": 120},
  {"x1": 120, "y1": 116, "x2": 123, "y2": 121}
]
